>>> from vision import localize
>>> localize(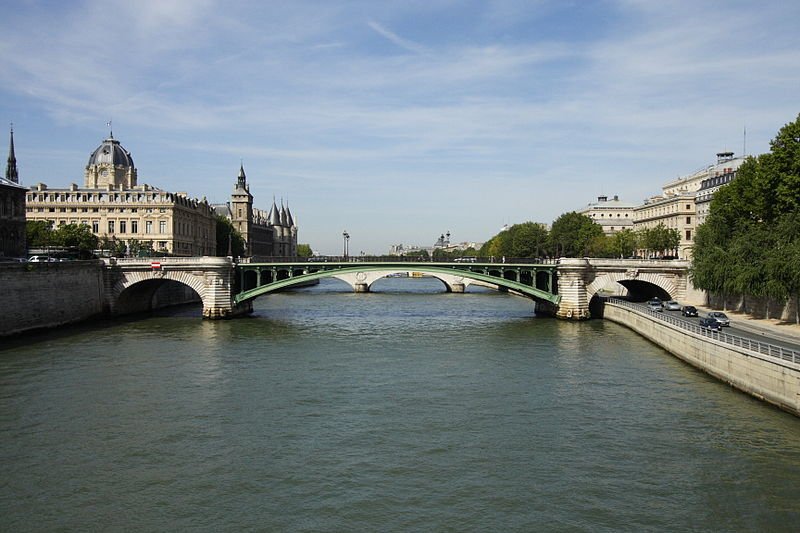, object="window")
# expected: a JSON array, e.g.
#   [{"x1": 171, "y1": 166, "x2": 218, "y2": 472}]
[
  {"x1": 686, "y1": 216, "x2": 691, "y2": 224},
  {"x1": 146, "y1": 221, "x2": 153, "y2": 234},
  {"x1": 159, "y1": 221, "x2": 167, "y2": 233},
  {"x1": 686, "y1": 230, "x2": 692, "y2": 241},
  {"x1": 120, "y1": 220, "x2": 127, "y2": 234},
  {"x1": 108, "y1": 221, "x2": 115, "y2": 233},
  {"x1": 92, "y1": 221, "x2": 99, "y2": 233},
  {"x1": 131, "y1": 220, "x2": 138, "y2": 233},
  {"x1": 686, "y1": 204, "x2": 691, "y2": 210}
]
